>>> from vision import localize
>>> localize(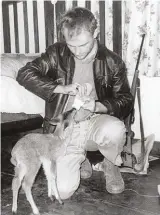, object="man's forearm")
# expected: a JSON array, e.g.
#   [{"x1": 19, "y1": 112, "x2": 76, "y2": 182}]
[
  {"x1": 95, "y1": 102, "x2": 108, "y2": 114},
  {"x1": 53, "y1": 85, "x2": 65, "y2": 94},
  {"x1": 53, "y1": 84, "x2": 79, "y2": 95}
]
